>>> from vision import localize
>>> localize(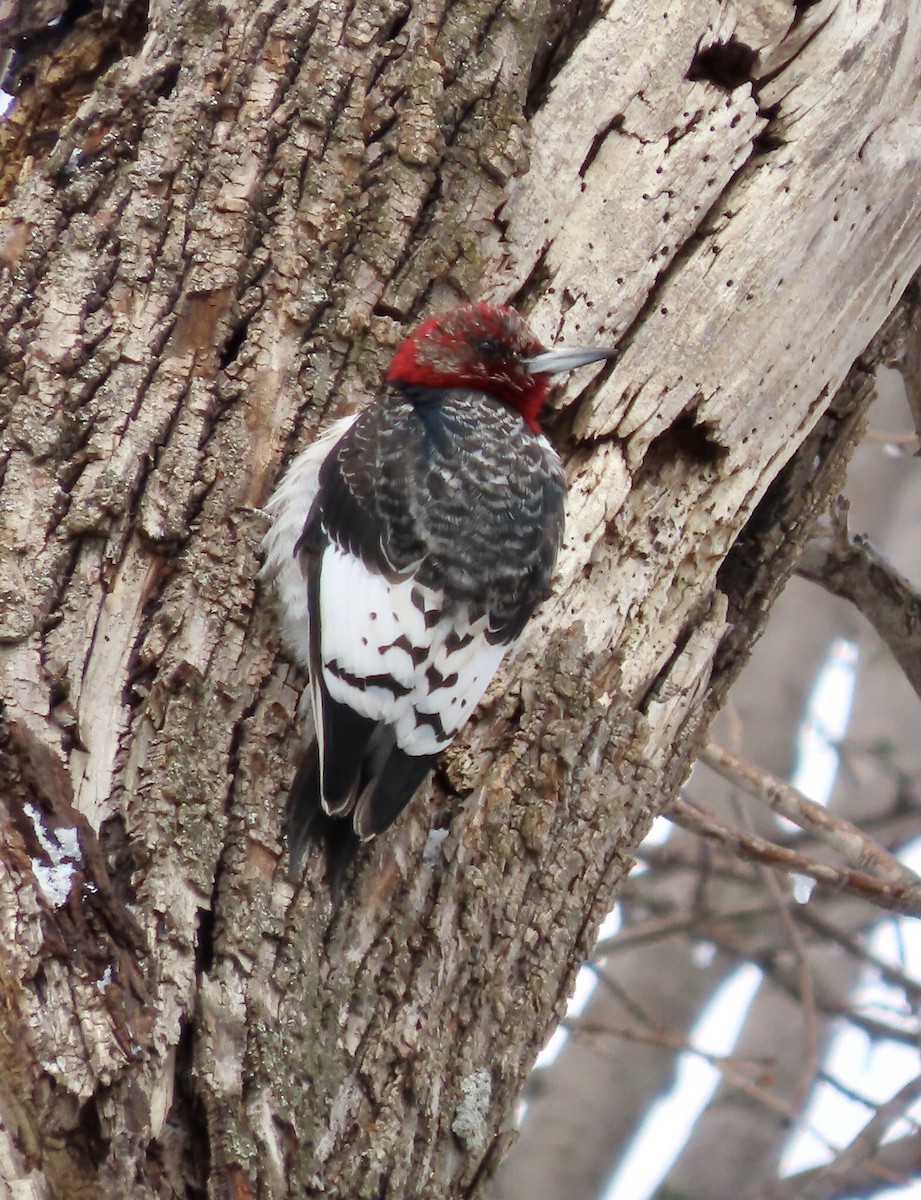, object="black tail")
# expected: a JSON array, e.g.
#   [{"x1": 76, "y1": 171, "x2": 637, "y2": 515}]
[
  {"x1": 285, "y1": 733, "x2": 438, "y2": 901},
  {"x1": 285, "y1": 741, "x2": 361, "y2": 903},
  {"x1": 354, "y1": 745, "x2": 435, "y2": 837}
]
